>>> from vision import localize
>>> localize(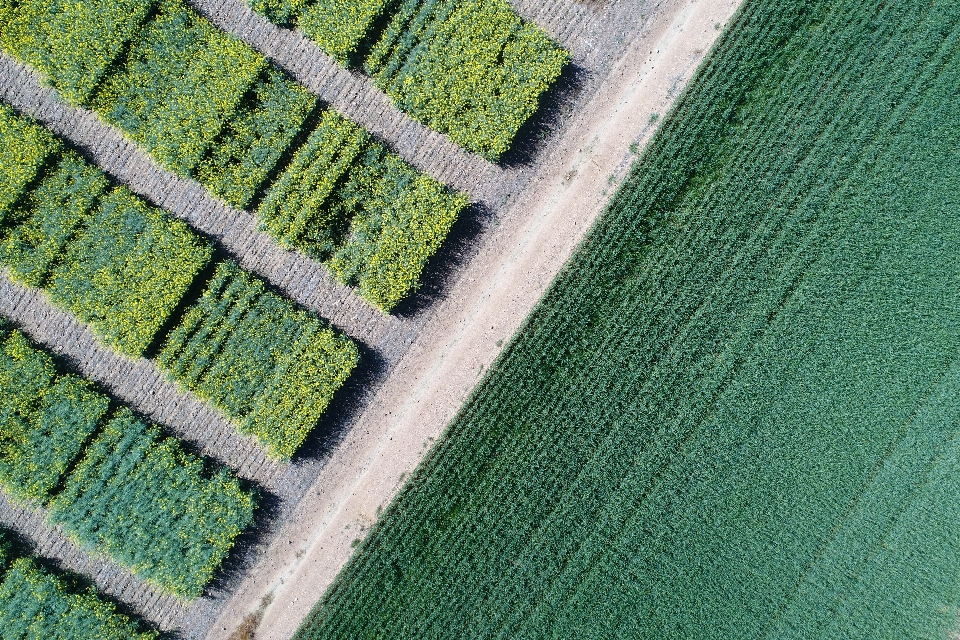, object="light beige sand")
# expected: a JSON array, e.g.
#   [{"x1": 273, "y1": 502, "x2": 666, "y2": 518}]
[{"x1": 207, "y1": 1, "x2": 743, "y2": 637}]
